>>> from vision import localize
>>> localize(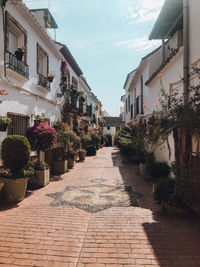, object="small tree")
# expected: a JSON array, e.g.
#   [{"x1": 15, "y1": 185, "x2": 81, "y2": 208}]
[{"x1": 27, "y1": 121, "x2": 57, "y2": 160}]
